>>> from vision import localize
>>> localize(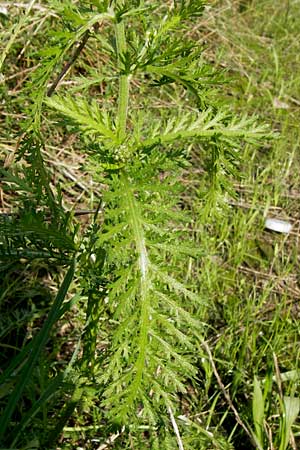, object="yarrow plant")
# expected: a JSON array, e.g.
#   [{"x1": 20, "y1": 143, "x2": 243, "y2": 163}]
[{"x1": 0, "y1": 0, "x2": 271, "y2": 448}]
